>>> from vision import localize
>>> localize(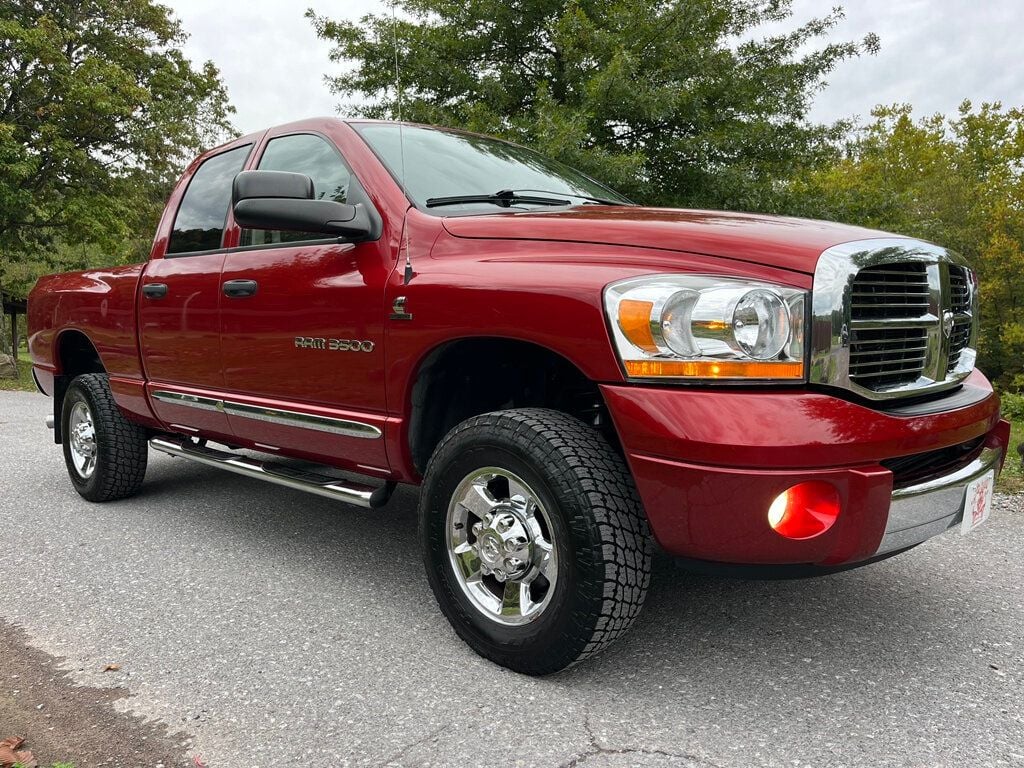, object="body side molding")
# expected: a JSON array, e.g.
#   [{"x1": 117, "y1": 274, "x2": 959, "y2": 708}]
[{"x1": 151, "y1": 390, "x2": 383, "y2": 439}]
